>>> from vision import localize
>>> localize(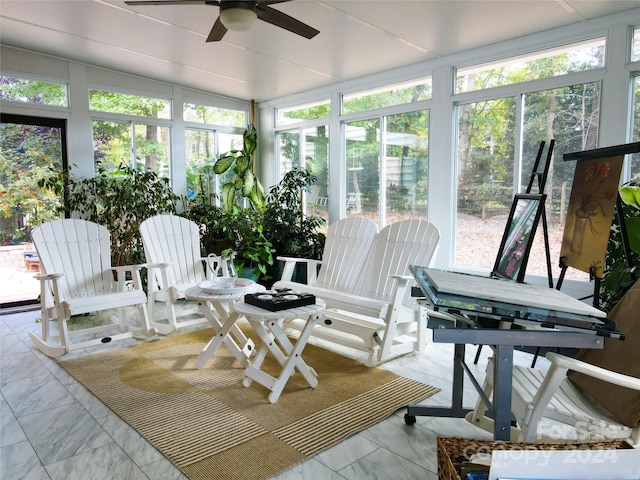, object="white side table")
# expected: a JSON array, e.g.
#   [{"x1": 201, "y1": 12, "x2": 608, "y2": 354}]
[
  {"x1": 233, "y1": 299, "x2": 325, "y2": 403},
  {"x1": 185, "y1": 282, "x2": 264, "y2": 369}
]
